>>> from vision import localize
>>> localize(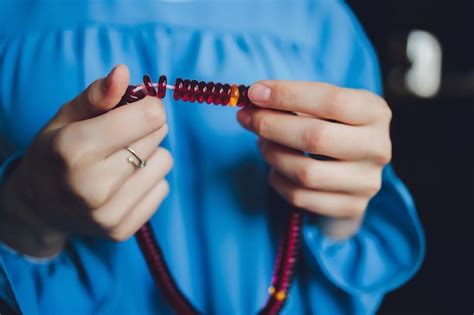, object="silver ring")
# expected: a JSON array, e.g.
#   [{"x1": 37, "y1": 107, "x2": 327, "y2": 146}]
[{"x1": 125, "y1": 146, "x2": 147, "y2": 168}]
